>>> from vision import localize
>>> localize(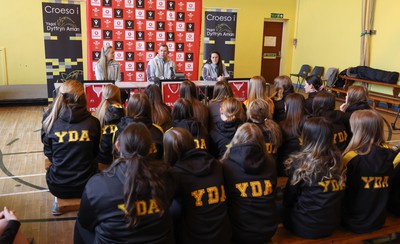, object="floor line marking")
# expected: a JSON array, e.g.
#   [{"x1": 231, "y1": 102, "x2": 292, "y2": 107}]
[
  {"x1": 0, "y1": 189, "x2": 49, "y2": 197},
  {"x1": 0, "y1": 173, "x2": 46, "y2": 180},
  {"x1": 20, "y1": 217, "x2": 77, "y2": 223},
  {"x1": 0, "y1": 150, "x2": 47, "y2": 190},
  {"x1": 2, "y1": 151, "x2": 43, "y2": 156},
  {"x1": 6, "y1": 138, "x2": 19, "y2": 146}
]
